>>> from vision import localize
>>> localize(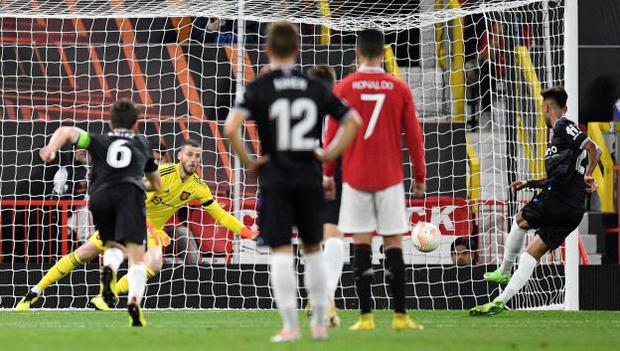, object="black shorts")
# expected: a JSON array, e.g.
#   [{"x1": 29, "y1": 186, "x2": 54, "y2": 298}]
[
  {"x1": 258, "y1": 177, "x2": 324, "y2": 248},
  {"x1": 521, "y1": 191, "x2": 584, "y2": 251},
  {"x1": 322, "y1": 180, "x2": 342, "y2": 225},
  {"x1": 89, "y1": 183, "x2": 147, "y2": 246}
]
